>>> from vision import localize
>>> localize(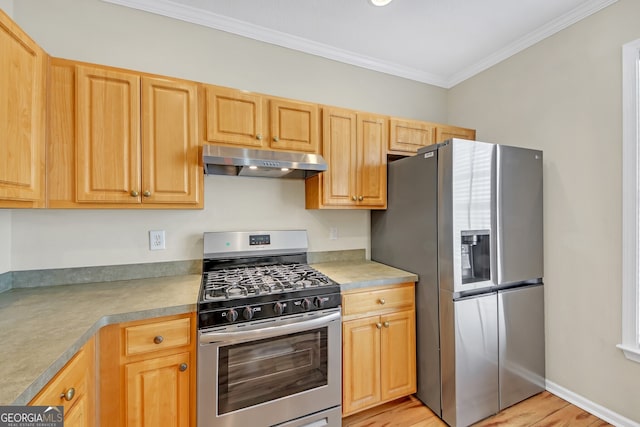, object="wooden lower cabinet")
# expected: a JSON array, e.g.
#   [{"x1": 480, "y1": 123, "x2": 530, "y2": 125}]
[
  {"x1": 341, "y1": 283, "x2": 416, "y2": 416},
  {"x1": 29, "y1": 337, "x2": 96, "y2": 426},
  {"x1": 99, "y1": 313, "x2": 196, "y2": 427}
]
